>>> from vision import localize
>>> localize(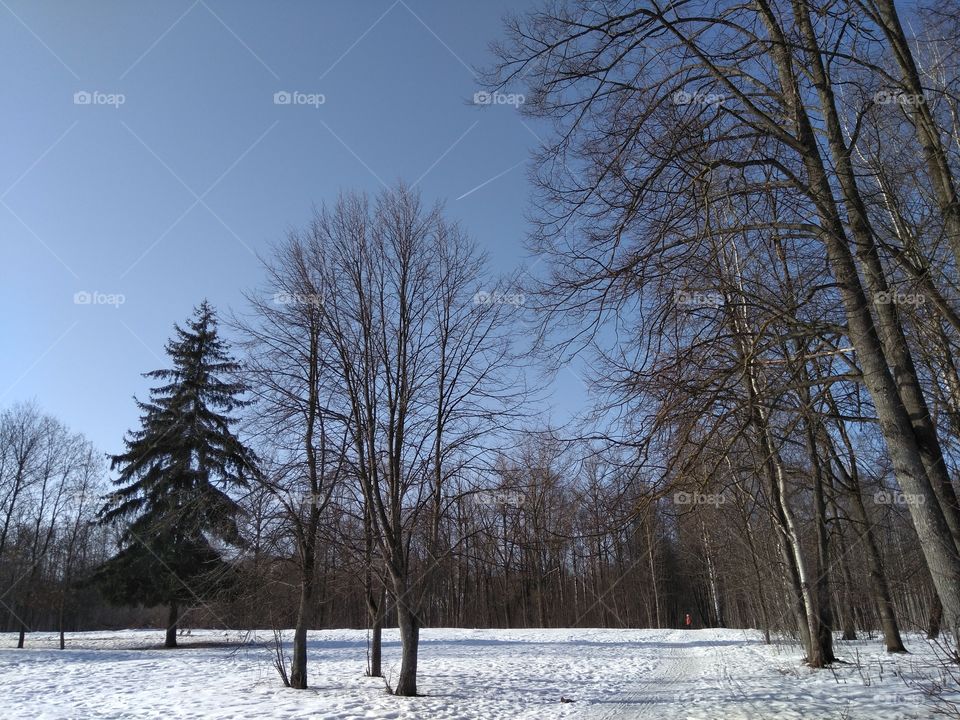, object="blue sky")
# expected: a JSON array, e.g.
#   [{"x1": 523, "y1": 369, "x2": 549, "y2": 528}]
[{"x1": 0, "y1": 0, "x2": 589, "y2": 453}]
